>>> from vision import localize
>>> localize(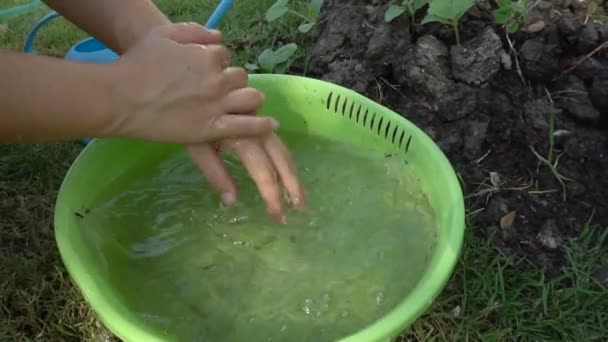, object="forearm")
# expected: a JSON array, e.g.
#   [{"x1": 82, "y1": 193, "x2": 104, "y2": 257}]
[
  {"x1": 0, "y1": 50, "x2": 121, "y2": 143},
  {"x1": 43, "y1": 0, "x2": 170, "y2": 54}
]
